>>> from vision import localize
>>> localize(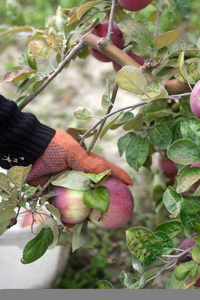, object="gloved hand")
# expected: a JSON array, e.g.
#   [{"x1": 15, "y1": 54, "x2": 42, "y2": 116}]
[{"x1": 26, "y1": 129, "x2": 133, "y2": 187}]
